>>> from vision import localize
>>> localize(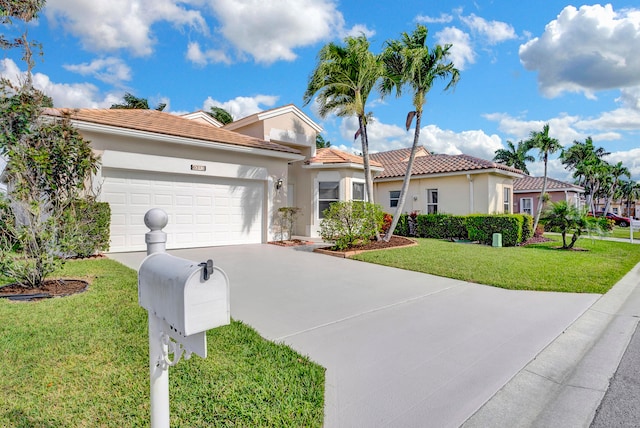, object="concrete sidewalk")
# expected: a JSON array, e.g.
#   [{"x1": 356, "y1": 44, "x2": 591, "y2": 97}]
[{"x1": 110, "y1": 244, "x2": 599, "y2": 427}]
